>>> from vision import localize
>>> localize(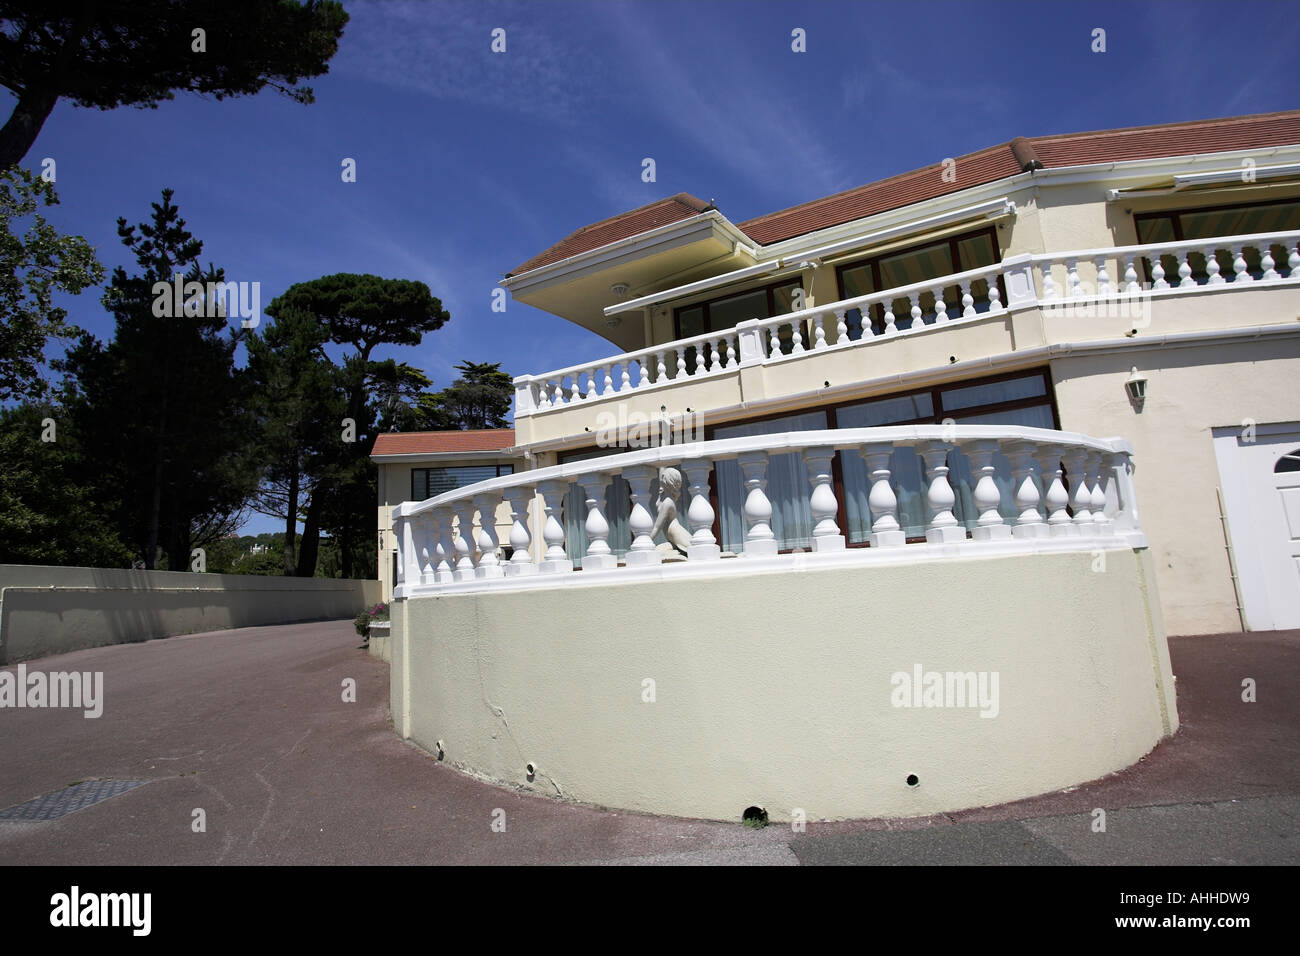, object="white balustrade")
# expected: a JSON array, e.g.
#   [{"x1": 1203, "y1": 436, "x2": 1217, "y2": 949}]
[
  {"x1": 473, "y1": 493, "x2": 504, "y2": 579},
  {"x1": 500, "y1": 489, "x2": 537, "y2": 577},
  {"x1": 392, "y1": 428, "x2": 1146, "y2": 595},
  {"x1": 580, "y1": 474, "x2": 618, "y2": 571},
  {"x1": 804, "y1": 446, "x2": 845, "y2": 552},
  {"x1": 736, "y1": 451, "x2": 778, "y2": 556},
  {"x1": 861, "y1": 443, "x2": 905, "y2": 548},
  {"x1": 920, "y1": 441, "x2": 964, "y2": 544},
  {"x1": 681, "y1": 458, "x2": 720, "y2": 561},
  {"x1": 967, "y1": 440, "x2": 1011, "y2": 541},
  {"x1": 622, "y1": 466, "x2": 662, "y2": 566},
  {"x1": 1005, "y1": 441, "x2": 1048, "y2": 539},
  {"x1": 534, "y1": 480, "x2": 572, "y2": 574}
]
